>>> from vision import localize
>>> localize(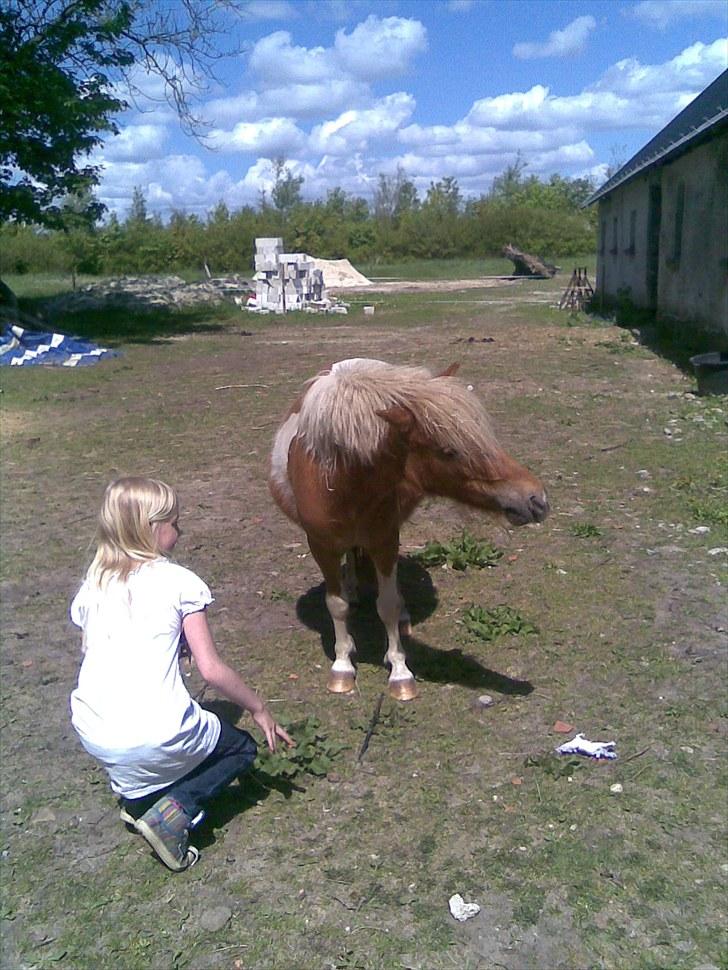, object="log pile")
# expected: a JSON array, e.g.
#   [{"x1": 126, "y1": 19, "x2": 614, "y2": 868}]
[{"x1": 502, "y1": 244, "x2": 558, "y2": 278}]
